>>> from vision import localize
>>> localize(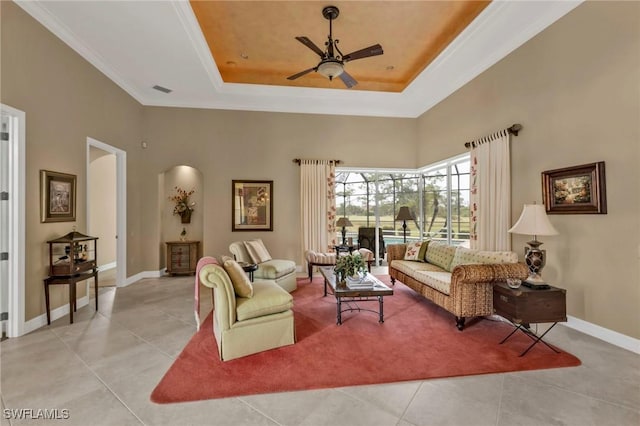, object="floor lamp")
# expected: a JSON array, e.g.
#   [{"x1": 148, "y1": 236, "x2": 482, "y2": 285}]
[{"x1": 395, "y1": 207, "x2": 414, "y2": 243}]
